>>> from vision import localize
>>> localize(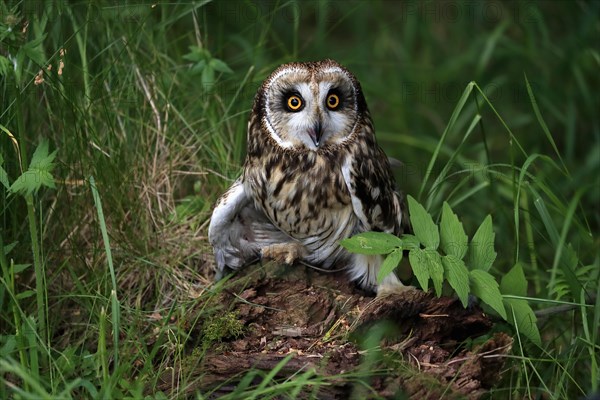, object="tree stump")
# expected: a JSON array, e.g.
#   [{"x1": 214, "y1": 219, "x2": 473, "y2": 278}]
[{"x1": 187, "y1": 262, "x2": 513, "y2": 398}]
